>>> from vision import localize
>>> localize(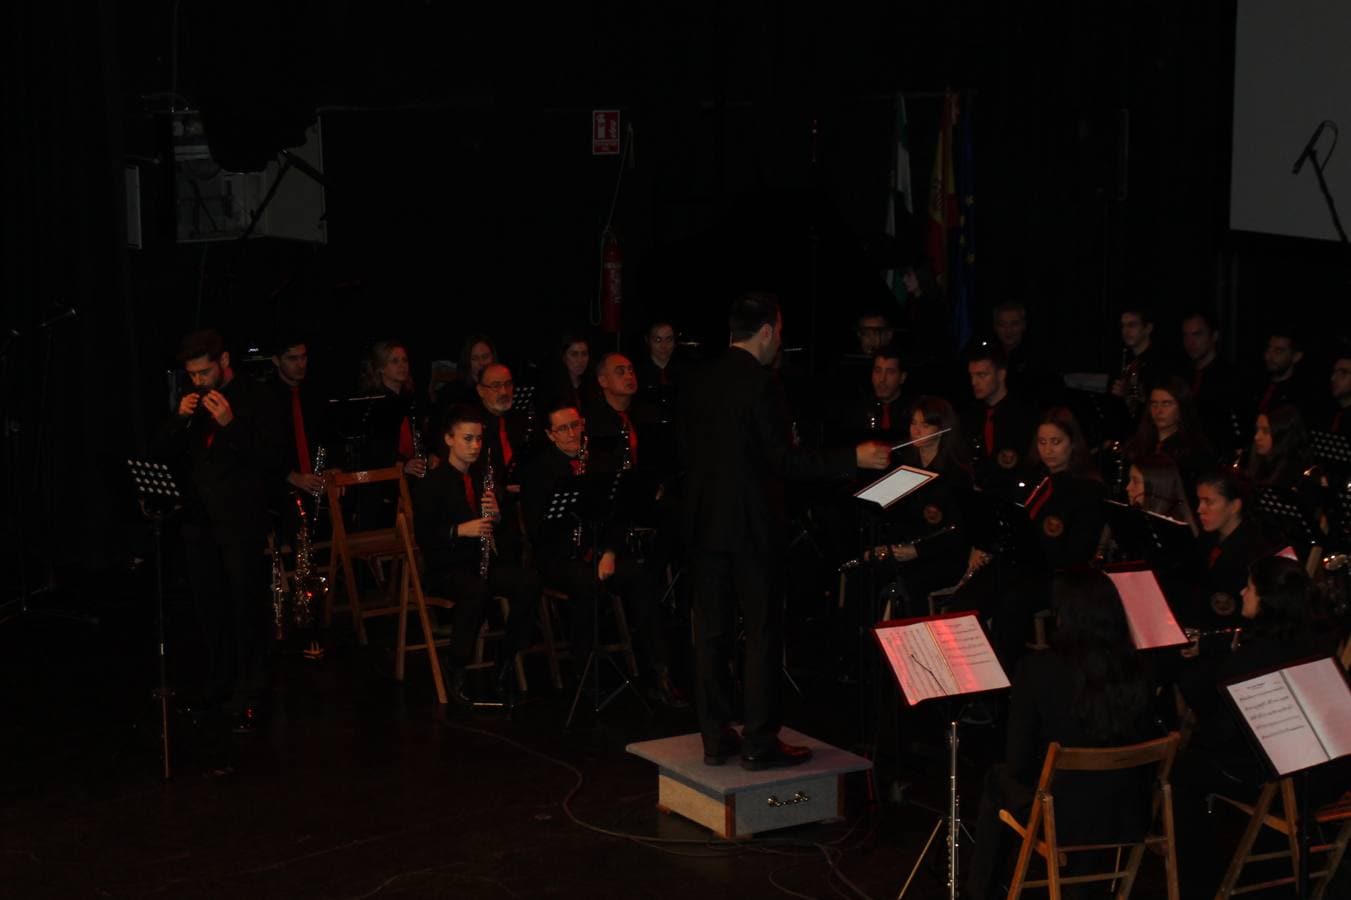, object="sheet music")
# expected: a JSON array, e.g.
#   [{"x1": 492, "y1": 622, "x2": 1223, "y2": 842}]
[
  {"x1": 1284, "y1": 658, "x2": 1351, "y2": 763},
  {"x1": 1106, "y1": 569, "x2": 1188, "y2": 650},
  {"x1": 1226, "y1": 671, "x2": 1330, "y2": 776},
  {"x1": 876, "y1": 615, "x2": 1009, "y2": 705},
  {"x1": 854, "y1": 465, "x2": 937, "y2": 510}
]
